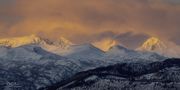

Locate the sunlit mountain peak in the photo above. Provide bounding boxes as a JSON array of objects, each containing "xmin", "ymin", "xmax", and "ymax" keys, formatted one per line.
[
  {"xmin": 0, "ymin": 34, "xmax": 43, "ymax": 47},
  {"xmin": 56, "ymin": 37, "xmax": 73, "ymax": 46},
  {"xmin": 92, "ymin": 38, "xmax": 119, "ymax": 51},
  {"xmin": 138, "ymin": 37, "xmax": 180, "ymax": 58},
  {"xmin": 0, "ymin": 34, "xmax": 73, "ymax": 48},
  {"xmin": 141, "ymin": 37, "xmax": 163, "ymax": 50}
]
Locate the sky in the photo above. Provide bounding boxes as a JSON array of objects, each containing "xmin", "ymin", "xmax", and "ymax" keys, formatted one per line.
[{"xmin": 0, "ymin": 0, "xmax": 180, "ymax": 48}]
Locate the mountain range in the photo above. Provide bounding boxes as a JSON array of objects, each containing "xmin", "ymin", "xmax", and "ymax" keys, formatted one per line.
[
  {"xmin": 0, "ymin": 34, "xmax": 179, "ymax": 90},
  {"xmin": 48, "ymin": 58, "xmax": 180, "ymax": 90},
  {"xmin": 0, "ymin": 34, "xmax": 179, "ymax": 58}
]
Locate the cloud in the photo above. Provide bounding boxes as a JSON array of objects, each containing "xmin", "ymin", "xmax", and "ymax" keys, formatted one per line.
[
  {"xmin": 115, "ymin": 32, "xmax": 150, "ymax": 49},
  {"xmin": 0, "ymin": 0, "xmax": 180, "ymax": 48}
]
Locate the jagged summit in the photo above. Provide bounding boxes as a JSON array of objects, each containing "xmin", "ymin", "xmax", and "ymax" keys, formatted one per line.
[
  {"xmin": 0, "ymin": 34, "xmax": 73, "ymax": 48},
  {"xmin": 0, "ymin": 34, "xmax": 43, "ymax": 47}
]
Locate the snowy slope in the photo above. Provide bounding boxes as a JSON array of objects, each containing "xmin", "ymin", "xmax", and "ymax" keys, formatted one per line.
[
  {"xmin": 105, "ymin": 45, "xmax": 136, "ymax": 57},
  {"xmin": 0, "ymin": 44, "xmax": 109, "ymax": 89},
  {"xmin": 0, "ymin": 44, "xmax": 83, "ymax": 89},
  {"xmin": 0, "ymin": 45, "xmax": 65, "ymax": 60},
  {"xmin": 104, "ymin": 45, "xmax": 166, "ymax": 63},
  {"xmin": 138, "ymin": 37, "xmax": 180, "ymax": 58},
  {"xmin": 0, "ymin": 58, "xmax": 82, "ymax": 90},
  {"xmin": 53, "ymin": 58, "xmax": 180, "ymax": 90},
  {"xmin": 0, "ymin": 44, "xmax": 122, "ymax": 89},
  {"xmin": 0, "ymin": 35, "xmax": 170, "ymax": 90},
  {"xmin": 0, "ymin": 43, "xmax": 165, "ymax": 90},
  {"xmin": 59, "ymin": 44, "xmax": 105, "ymax": 59},
  {"xmin": 0, "ymin": 46, "xmax": 9, "ymax": 57}
]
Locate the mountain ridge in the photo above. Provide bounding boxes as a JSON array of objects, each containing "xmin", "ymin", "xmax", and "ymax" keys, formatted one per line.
[
  {"xmin": 138, "ymin": 37, "xmax": 180, "ymax": 58},
  {"xmin": 0, "ymin": 34, "xmax": 73, "ymax": 48},
  {"xmin": 0, "ymin": 35, "xmax": 179, "ymax": 58}
]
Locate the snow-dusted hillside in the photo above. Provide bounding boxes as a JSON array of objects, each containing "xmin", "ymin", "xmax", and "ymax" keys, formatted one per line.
[
  {"xmin": 0, "ymin": 44, "xmax": 167, "ymax": 90},
  {"xmin": 0, "ymin": 35, "xmax": 176, "ymax": 90},
  {"xmin": 138, "ymin": 37, "xmax": 180, "ymax": 58},
  {"xmin": 61, "ymin": 44, "xmax": 104, "ymax": 59},
  {"xmin": 0, "ymin": 58, "xmax": 82, "ymax": 90},
  {"xmin": 103, "ymin": 45, "xmax": 166, "ymax": 63},
  {"xmin": 0, "ymin": 45, "xmax": 81, "ymax": 89},
  {"xmin": 0, "ymin": 45, "xmax": 65, "ymax": 60},
  {"xmin": 53, "ymin": 58, "xmax": 180, "ymax": 90},
  {"xmin": 0, "ymin": 44, "xmax": 122, "ymax": 89}
]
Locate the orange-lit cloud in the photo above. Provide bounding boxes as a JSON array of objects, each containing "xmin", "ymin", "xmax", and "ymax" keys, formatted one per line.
[{"xmin": 0, "ymin": 0, "xmax": 180, "ymax": 48}]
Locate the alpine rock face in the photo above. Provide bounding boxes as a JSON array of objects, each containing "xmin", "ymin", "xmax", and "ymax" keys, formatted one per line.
[{"xmin": 138, "ymin": 37, "xmax": 180, "ymax": 58}]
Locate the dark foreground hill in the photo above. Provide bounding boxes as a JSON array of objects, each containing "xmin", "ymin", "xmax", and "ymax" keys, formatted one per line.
[{"xmin": 44, "ymin": 58, "xmax": 180, "ymax": 90}]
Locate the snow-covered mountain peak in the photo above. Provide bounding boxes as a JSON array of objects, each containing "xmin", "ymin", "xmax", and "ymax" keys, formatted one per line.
[
  {"xmin": 138, "ymin": 37, "xmax": 180, "ymax": 58},
  {"xmin": 140, "ymin": 37, "xmax": 166, "ymax": 51},
  {"xmin": 0, "ymin": 34, "xmax": 73, "ymax": 49},
  {"xmin": 92, "ymin": 38, "xmax": 119, "ymax": 51},
  {"xmin": 0, "ymin": 34, "xmax": 44, "ymax": 47}
]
